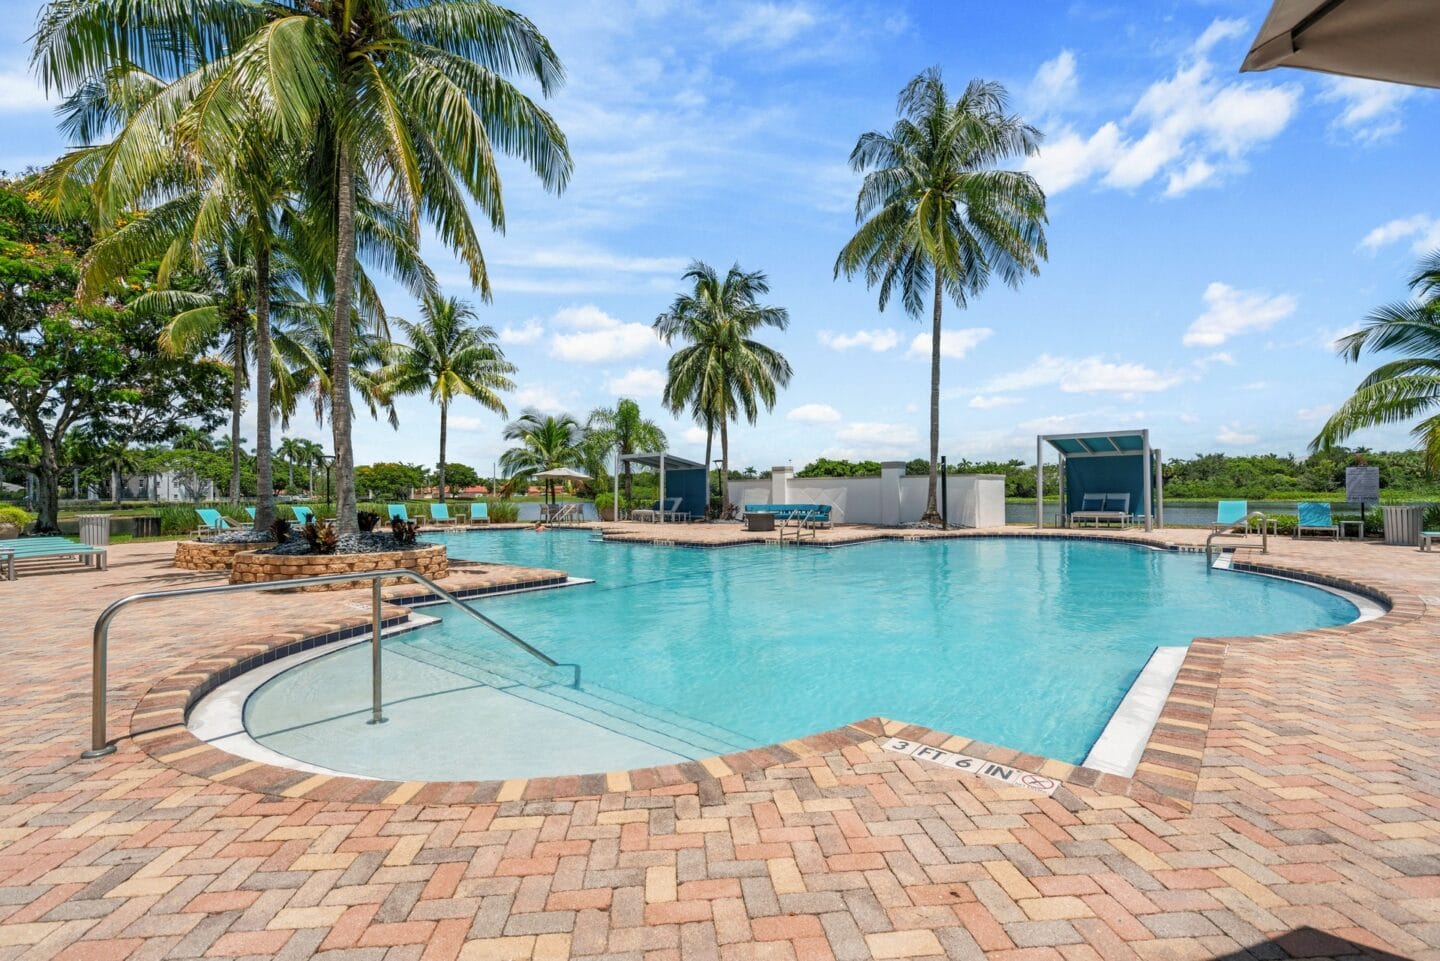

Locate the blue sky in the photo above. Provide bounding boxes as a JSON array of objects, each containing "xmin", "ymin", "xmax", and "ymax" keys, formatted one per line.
[{"xmin": 3, "ymin": 1, "xmax": 1437, "ymax": 474}]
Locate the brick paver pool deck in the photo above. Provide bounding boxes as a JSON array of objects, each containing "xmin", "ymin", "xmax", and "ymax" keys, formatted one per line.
[{"xmin": 1, "ymin": 527, "xmax": 1437, "ymax": 960}]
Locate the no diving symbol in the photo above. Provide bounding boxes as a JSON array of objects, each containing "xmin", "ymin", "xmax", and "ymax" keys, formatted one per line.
[{"xmin": 1020, "ymin": 773, "xmax": 1057, "ymax": 793}]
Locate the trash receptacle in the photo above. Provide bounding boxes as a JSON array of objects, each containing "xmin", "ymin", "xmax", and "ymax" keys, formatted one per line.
[
  {"xmin": 746, "ymin": 512, "xmax": 775, "ymax": 532},
  {"xmin": 132, "ymin": 516, "xmax": 160, "ymax": 538},
  {"xmin": 1382, "ymin": 505, "xmax": 1423, "ymax": 546},
  {"xmin": 77, "ymin": 514, "xmax": 111, "ymax": 547}
]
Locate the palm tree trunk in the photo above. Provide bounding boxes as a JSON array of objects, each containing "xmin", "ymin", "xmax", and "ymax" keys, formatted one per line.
[
  {"xmin": 111, "ymin": 465, "xmax": 121, "ymax": 506},
  {"xmin": 287, "ymin": 460, "xmax": 294, "ymax": 491},
  {"xmin": 330, "ymin": 141, "xmax": 359, "ymax": 537},
  {"xmin": 719, "ymin": 418, "xmax": 730, "ymax": 512},
  {"xmin": 253, "ymin": 237, "xmax": 275, "ymax": 531},
  {"xmin": 703, "ymin": 427, "xmax": 714, "ymax": 517},
  {"xmin": 229, "ymin": 318, "xmax": 244, "ymax": 505},
  {"xmin": 438, "ymin": 399, "xmax": 448, "ymax": 503},
  {"xmin": 923, "ymin": 280, "xmax": 943, "ymax": 523}
]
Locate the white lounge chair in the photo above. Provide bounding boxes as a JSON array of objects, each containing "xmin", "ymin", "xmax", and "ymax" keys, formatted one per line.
[{"xmin": 1069, "ymin": 492, "xmax": 1131, "ymax": 528}]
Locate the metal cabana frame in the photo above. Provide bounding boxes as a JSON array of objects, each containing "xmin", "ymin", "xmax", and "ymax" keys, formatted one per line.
[
  {"xmin": 618, "ymin": 452, "xmax": 707, "ymax": 523},
  {"xmin": 1036, "ymin": 429, "xmax": 1164, "ymax": 532}
]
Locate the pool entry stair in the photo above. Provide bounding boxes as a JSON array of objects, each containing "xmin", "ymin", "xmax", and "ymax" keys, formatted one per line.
[{"xmin": 390, "ymin": 633, "xmax": 754, "ymax": 760}]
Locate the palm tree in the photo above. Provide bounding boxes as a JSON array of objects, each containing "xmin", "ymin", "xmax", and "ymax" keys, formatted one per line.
[
  {"xmin": 277, "ymin": 437, "xmax": 309, "ymax": 492},
  {"xmin": 587, "ymin": 399, "xmax": 667, "ymax": 503},
  {"xmin": 379, "ymin": 296, "xmax": 515, "ymax": 502},
  {"xmin": 137, "ymin": 233, "xmax": 256, "ymax": 504},
  {"xmin": 654, "ymin": 261, "xmax": 791, "ymax": 511},
  {"xmin": 835, "ymin": 69, "xmax": 1048, "ymax": 523},
  {"xmin": 500, "ymin": 410, "xmax": 585, "ymax": 503},
  {"xmin": 182, "ymin": 0, "xmax": 572, "ymax": 536},
  {"xmin": 1314, "ymin": 252, "xmax": 1440, "ymax": 468}
]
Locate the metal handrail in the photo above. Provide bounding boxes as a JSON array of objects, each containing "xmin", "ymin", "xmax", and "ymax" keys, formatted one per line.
[
  {"xmin": 81, "ymin": 568, "xmax": 556, "ymax": 759},
  {"xmin": 1205, "ymin": 511, "xmax": 1269, "ymax": 565}
]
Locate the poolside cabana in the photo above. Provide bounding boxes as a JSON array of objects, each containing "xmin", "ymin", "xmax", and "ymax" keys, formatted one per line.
[
  {"xmin": 1036, "ymin": 429, "xmax": 1163, "ymax": 532},
  {"xmin": 618, "ymin": 452, "xmax": 707, "ymax": 523}
]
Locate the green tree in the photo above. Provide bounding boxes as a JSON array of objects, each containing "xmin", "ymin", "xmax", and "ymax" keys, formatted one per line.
[
  {"xmin": 653, "ymin": 262, "xmax": 791, "ymax": 511},
  {"xmin": 835, "ymin": 69, "xmax": 1048, "ymax": 523},
  {"xmin": 436, "ymin": 462, "xmax": 480, "ymax": 491},
  {"xmin": 354, "ymin": 462, "xmax": 426, "ymax": 501},
  {"xmin": 1314, "ymin": 252, "xmax": 1440, "ymax": 470},
  {"xmin": 500, "ymin": 409, "xmax": 585, "ymax": 502},
  {"xmin": 0, "ymin": 180, "xmax": 227, "ymax": 530},
  {"xmin": 186, "ymin": 0, "xmax": 572, "ymax": 536},
  {"xmin": 379, "ymin": 296, "xmax": 515, "ymax": 502},
  {"xmin": 277, "ymin": 436, "xmax": 309, "ymax": 492},
  {"xmin": 586, "ymin": 398, "xmax": 667, "ymax": 502}
]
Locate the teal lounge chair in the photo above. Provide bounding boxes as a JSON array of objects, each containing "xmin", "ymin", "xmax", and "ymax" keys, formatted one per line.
[
  {"xmin": 429, "ymin": 503, "xmax": 457, "ymax": 525},
  {"xmin": 1421, "ymin": 530, "xmax": 1440, "ymax": 552},
  {"xmin": 245, "ymin": 506, "xmax": 257, "ymax": 520},
  {"xmin": 388, "ymin": 503, "xmax": 410, "ymax": 523},
  {"xmin": 1210, "ymin": 500, "xmax": 1248, "ymax": 533},
  {"xmin": 292, "ymin": 505, "xmax": 316, "ymax": 525},
  {"xmin": 1296, "ymin": 502, "xmax": 1338, "ymax": 539},
  {"xmin": 469, "ymin": 502, "xmax": 490, "ymax": 524},
  {"xmin": 195, "ymin": 508, "xmax": 231, "ymax": 535},
  {"xmin": 0, "ymin": 536, "xmax": 108, "ymax": 579}
]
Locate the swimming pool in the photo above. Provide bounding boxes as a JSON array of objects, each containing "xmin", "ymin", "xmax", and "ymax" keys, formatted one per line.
[{"xmin": 241, "ymin": 532, "xmax": 1358, "ymax": 781}]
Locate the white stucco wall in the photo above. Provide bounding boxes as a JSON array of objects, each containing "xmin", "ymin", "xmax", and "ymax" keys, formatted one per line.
[{"xmin": 733, "ymin": 472, "xmax": 1004, "ymax": 527}]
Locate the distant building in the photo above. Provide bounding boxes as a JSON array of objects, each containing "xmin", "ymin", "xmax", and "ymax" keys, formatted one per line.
[{"xmin": 119, "ymin": 471, "xmax": 217, "ymax": 502}]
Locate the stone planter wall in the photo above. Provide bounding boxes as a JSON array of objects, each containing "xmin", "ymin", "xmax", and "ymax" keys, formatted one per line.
[
  {"xmin": 175, "ymin": 539, "xmax": 277, "ymax": 572},
  {"xmin": 229, "ymin": 543, "xmax": 448, "ymax": 591}
]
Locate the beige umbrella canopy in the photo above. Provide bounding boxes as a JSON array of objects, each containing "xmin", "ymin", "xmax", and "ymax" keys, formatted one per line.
[{"xmin": 1241, "ymin": 0, "xmax": 1440, "ymax": 88}]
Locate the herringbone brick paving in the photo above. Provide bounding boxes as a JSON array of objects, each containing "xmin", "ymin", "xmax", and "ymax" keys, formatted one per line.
[{"xmin": 0, "ymin": 531, "xmax": 1437, "ymax": 960}]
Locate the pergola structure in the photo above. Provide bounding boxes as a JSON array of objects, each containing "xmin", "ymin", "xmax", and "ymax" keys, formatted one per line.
[
  {"xmin": 1036, "ymin": 429, "xmax": 1163, "ymax": 532},
  {"xmin": 617, "ymin": 452, "xmax": 707, "ymax": 523}
]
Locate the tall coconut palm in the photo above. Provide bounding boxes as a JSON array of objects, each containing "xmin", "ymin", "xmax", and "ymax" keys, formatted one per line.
[
  {"xmin": 137, "ymin": 232, "xmax": 256, "ymax": 504},
  {"xmin": 180, "ymin": 0, "xmax": 572, "ymax": 536},
  {"xmin": 586, "ymin": 399, "xmax": 667, "ymax": 503},
  {"xmin": 654, "ymin": 261, "xmax": 791, "ymax": 511},
  {"xmin": 277, "ymin": 437, "xmax": 310, "ymax": 492},
  {"xmin": 379, "ymin": 296, "xmax": 515, "ymax": 502},
  {"xmin": 1314, "ymin": 251, "xmax": 1440, "ymax": 468},
  {"xmin": 500, "ymin": 410, "xmax": 585, "ymax": 503},
  {"xmin": 835, "ymin": 69, "xmax": 1048, "ymax": 523}
]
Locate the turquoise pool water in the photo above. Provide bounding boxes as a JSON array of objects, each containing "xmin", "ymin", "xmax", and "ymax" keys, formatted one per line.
[{"xmin": 244, "ymin": 533, "xmax": 1357, "ymax": 780}]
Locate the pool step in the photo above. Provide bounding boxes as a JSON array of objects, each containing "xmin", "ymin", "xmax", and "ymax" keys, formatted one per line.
[{"xmin": 391, "ymin": 636, "xmax": 753, "ymax": 760}]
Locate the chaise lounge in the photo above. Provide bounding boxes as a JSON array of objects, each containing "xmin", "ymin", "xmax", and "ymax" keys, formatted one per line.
[
  {"xmin": 0, "ymin": 536, "xmax": 108, "ymax": 580},
  {"xmin": 1295, "ymin": 502, "xmax": 1339, "ymax": 539},
  {"xmin": 1068, "ymin": 493, "xmax": 1131, "ymax": 528}
]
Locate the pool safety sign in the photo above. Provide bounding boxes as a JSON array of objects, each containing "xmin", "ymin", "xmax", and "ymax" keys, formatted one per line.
[{"xmin": 883, "ymin": 738, "xmax": 1061, "ymax": 796}]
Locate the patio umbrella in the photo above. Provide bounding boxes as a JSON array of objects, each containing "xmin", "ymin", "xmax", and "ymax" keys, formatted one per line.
[
  {"xmin": 532, "ymin": 466, "xmax": 592, "ymax": 507},
  {"xmin": 1241, "ymin": 0, "xmax": 1440, "ymax": 88}
]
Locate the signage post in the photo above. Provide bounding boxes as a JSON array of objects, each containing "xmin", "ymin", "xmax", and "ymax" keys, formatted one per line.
[{"xmin": 1345, "ymin": 466, "xmax": 1381, "ymax": 538}]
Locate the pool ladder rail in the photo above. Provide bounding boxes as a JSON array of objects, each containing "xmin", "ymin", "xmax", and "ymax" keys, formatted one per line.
[
  {"xmin": 1205, "ymin": 511, "xmax": 1270, "ymax": 567},
  {"xmin": 776, "ymin": 509, "xmax": 823, "ymax": 545},
  {"xmin": 80, "ymin": 569, "xmax": 559, "ymax": 759}
]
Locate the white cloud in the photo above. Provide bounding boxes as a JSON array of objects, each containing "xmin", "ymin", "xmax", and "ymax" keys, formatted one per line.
[
  {"xmin": 1182, "ymin": 282, "xmax": 1297, "ymax": 347},
  {"xmin": 605, "ymin": 367, "xmax": 667, "ymax": 397},
  {"xmin": 1179, "ymin": 413, "xmax": 1201, "ymax": 424},
  {"xmin": 818, "ymin": 328, "xmax": 899, "ymax": 352},
  {"xmin": 494, "ymin": 246, "xmax": 687, "ymax": 275},
  {"xmin": 1320, "ymin": 76, "xmax": 1413, "ymax": 143},
  {"xmin": 836, "ymin": 421, "xmax": 921, "ymax": 449},
  {"xmin": 715, "ymin": 2, "xmax": 819, "ymax": 50},
  {"xmin": 1027, "ymin": 19, "xmax": 1298, "ymax": 197},
  {"xmin": 1216, "ymin": 423, "xmax": 1258, "ymax": 446},
  {"xmin": 681, "ymin": 426, "xmax": 709, "ymax": 445},
  {"xmin": 787, "ymin": 403, "xmax": 842, "ymax": 424},
  {"xmin": 1029, "ymin": 50, "xmax": 1078, "ymax": 111},
  {"xmin": 499, "ymin": 319, "xmax": 545, "ymax": 345},
  {"xmin": 984, "ymin": 355, "xmax": 1181, "ymax": 394},
  {"xmin": 1297, "ymin": 404, "xmax": 1335, "ymax": 422},
  {"xmin": 0, "ymin": 68, "xmax": 49, "ymax": 113},
  {"xmin": 511, "ymin": 385, "xmax": 569, "ymax": 413},
  {"xmin": 1359, "ymin": 213, "xmax": 1440, "ymax": 254},
  {"xmin": 548, "ymin": 304, "xmax": 659, "ymax": 363},
  {"xmin": 449, "ymin": 415, "xmax": 489, "ymax": 431},
  {"xmin": 906, "ymin": 327, "xmax": 993, "ymax": 360},
  {"xmin": 968, "ymin": 395, "xmax": 1022, "ymax": 410}
]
